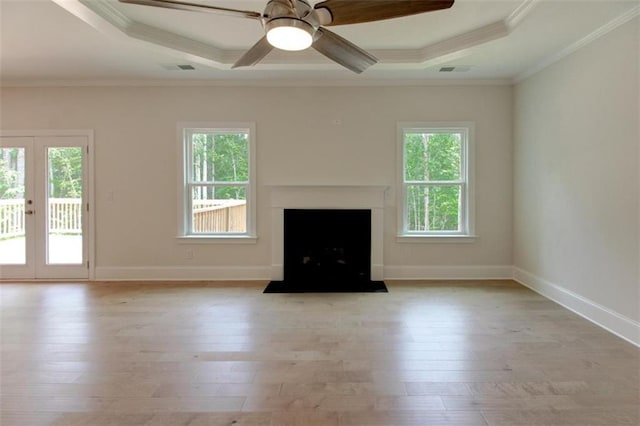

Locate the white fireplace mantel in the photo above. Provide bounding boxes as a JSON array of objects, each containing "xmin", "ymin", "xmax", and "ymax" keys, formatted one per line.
[{"xmin": 269, "ymin": 185, "xmax": 387, "ymax": 281}]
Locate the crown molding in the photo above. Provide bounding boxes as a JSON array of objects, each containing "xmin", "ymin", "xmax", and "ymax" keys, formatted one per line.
[
  {"xmin": 416, "ymin": 20, "xmax": 511, "ymax": 64},
  {"xmin": 49, "ymin": 0, "xmax": 129, "ymax": 37},
  {"xmin": 515, "ymin": 4, "xmax": 640, "ymax": 83},
  {"xmin": 126, "ymin": 21, "xmax": 227, "ymax": 65},
  {"xmin": 0, "ymin": 78, "xmax": 513, "ymax": 88},
  {"xmin": 79, "ymin": 0, "xmax": 131, "ymax": 28},
  {"xmin": 506, "ymin": 0, "xmax": 541, "ymax": 29},
  {"xmin": 52, "ymin": 0, "xmax": 537, "ymax": 70}
]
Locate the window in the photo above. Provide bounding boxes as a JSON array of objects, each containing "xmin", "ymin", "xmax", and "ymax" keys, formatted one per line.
[
  {"xmin": 178, "ymin": 123, "xmax": 256, "ymax": 240},
  {"xmin": 398, "ymin": 123, "xmax": 475, "ymax": 240}
]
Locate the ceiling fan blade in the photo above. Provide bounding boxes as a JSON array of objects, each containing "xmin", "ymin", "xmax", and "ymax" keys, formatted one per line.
[
  {"xmin": 312, "ymin": 27, "xmax": 377, "ymax": 74},
  {"xmin": 118, "ymin": 0, "xmax": 262, "ymax": 20},
  {"xmin": 232, "ymin": 36, "xmax": 275, "ymax": 68},
  {"xmin": 314, "ymin": 0, "xmax": 454, "ymax": 26}
]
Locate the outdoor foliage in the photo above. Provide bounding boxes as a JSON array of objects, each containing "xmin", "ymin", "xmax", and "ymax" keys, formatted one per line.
[
  {"xmin": 404, "ymin": 132, "xmax": 462, "ymax": 231},
  {"xmin": 191, "ymin": 132, "xmax": 249, "ymax": 201},
  {"xmin": 0, "ymin": 147, "xmax": 83, "ymax": 200},
  {"xmin": 48, "ymin": 147, "xmax": 83, "ymax": 198},
  {"xmin": 0, "ymin": 148, "xmax": 23, "ymax": 199}
]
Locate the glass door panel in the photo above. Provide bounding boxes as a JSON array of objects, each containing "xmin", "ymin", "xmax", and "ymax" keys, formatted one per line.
[
  {"xmin": 0, "ymin": 137, "xmax": 35, "ymax": 278},
  {"xmin": 0, "ymin": 147, "xmax": 27, "ymax": 265},
  {"xmin": 46, "ymin": 147, "xmax": 83, "ymax": 265}
]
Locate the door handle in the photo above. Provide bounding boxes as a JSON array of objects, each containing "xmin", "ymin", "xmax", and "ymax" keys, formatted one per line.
[{"xmin": 25, "ymin": 210, "xmax": 34, "ymax": 215}]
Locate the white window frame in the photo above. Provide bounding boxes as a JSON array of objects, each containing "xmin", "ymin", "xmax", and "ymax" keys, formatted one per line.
[
  {"xmin": 397, "ymin": 122, "xmax": 476, "ymax": 243},
  {"xmin": 177, "ymin": 122, "xmax": 257, "ymax": 243}
]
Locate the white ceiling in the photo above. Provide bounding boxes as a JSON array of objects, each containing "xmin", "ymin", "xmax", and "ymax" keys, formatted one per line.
[{"xmin": 1, "ymin": 0, "xmax": 638, "ymax": 84}]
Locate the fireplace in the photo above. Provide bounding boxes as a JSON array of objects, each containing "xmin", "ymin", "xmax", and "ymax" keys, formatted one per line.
[
  {"xmin": 267, "ymin": 185, "xmax": 387, "ymax": 293},
  {"xmin": 283, "ymin": 209, "xmax": 371, "ymax": 286}
]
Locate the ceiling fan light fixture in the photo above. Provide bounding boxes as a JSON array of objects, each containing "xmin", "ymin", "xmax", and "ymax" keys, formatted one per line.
[{"xmin": 266, "ymin": 18, "xmax": 314, "ymax": 51}]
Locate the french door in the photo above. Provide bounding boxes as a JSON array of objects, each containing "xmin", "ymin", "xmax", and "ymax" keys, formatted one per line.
[{"xmin": 0, "ymin": 134, "xmax": 91, "ymax": 279}]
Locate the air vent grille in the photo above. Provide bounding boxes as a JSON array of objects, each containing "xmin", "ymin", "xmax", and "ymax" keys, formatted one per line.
[
  {"xmin": 160, "ymin": 64, "xmax": 197, "ymax": 71},
  {"xmin": 439, "ymin": 66, "xmax": 472, "ymax": 73}
]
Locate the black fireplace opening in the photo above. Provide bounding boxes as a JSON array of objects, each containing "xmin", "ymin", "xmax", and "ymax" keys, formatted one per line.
[{"xmin": 264, "ymin": 209, "xmax": 387, "ymax": 293}]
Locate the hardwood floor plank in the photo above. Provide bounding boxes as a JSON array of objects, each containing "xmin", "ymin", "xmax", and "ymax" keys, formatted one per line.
[
  {"xmin": 338, "ymin": 410, "xmax": 489, "ymax": 425},
  {"xmin": 152, "ymin": 383, "xmax": 282, "ymax": 398},
  {"xmin": 50, "ymin": 412, "xmax": 273, "ymax": 426},
  {"xmin": 270, "ymin": 410, "xmax": 340, "ymax": 426},
  {"xmin": 0, "ymin": 396, "xmax": 114, "ymax": 412},
  {"xmin": 279, "ymin": 381, "xmax": 408, "ymax": 397},
  {"xmin": 441, "ymin": 394, "xmax": 581, "ymax": 410},
  {"xmin": 482, "ymin": 407, "xmax": 640, "ymax": 425},
  {"xmin": 1, "ymin": 412, "xmax": 67, "ymax": 426},
  {"xmin": 0, "ymin": 382, "xmax": 160, "ymax": 398},
  {"xmin": 405, "ymin": 382, "xmax": 471, "ymax": 396},
  {"xmin": 104, "ymin": 396, "xmax": 246, "ymax": 413},
  {"xmin": 53, "ymin": 413, "xmax": 156, "ymax": 426},
  {"xmin": 465, "ymin": 381, "xmax": 591, "ymax": 397},
  {"xmin": 241, "ymin": 395, "xmax": 377, "ymax": 412}
]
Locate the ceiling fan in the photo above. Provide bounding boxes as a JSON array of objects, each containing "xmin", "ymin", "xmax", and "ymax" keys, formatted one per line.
[{"xmin": 118, "ymin": 0, "xmax": 455, "ymax": 73}]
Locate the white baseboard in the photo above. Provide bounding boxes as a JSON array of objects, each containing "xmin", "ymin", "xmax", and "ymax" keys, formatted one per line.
[
  {"xmin": 513, "ymin": 267, "xmax": 640, "ymax": 347},
  {"xmin": 94, "ymin": 266, "xmax": 271, "ymax": 281},
  {"xmin": 384, "ymin": 265, "xmax": 513, "ymax": 280}
]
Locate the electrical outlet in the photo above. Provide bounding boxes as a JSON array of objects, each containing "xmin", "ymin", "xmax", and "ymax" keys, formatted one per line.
[{"xmin": 186, "ymin": 249, "xmax": 194, "ymax": 260}]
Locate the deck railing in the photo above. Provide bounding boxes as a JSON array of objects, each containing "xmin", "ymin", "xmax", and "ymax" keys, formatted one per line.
[
  {"xmin": 0, "ymin": 198, "xmax": 247, "ymax": 238},
  {"xmin": 49, "ymin": 198, "xmax": 82, "ymax": 234},
  {"xmin": 0, "ymin": 198, "xmax": 83, "ymax": 238},
  {"xmin": 193, "ymin": 200, "xmax": 246, "ymax": 233},
  {"xmin": 0, "ymin": 199, "xmax": 25, "ymax": 238}
]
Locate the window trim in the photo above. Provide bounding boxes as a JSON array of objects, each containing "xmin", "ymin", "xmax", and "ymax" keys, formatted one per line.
[
  {"xmin": 397, "ymin": 122, "xmax": 476, "ymax": 241},
  {"xmin": 177, "ymin": 122, "xmax": 257, "ymax": 242}
]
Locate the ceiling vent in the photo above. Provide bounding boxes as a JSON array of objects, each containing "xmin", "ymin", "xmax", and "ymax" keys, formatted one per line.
[
  {"xmin": 161, "ymin": 64, "xmax": 196, "ymax": 71},
  {"xmin": 439, "ymin": 66, "xmax": 472, "ymax": 73}
]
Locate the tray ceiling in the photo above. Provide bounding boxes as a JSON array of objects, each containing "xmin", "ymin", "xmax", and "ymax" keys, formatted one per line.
[{"xmin": 1, "ymin": 0, "xmax": 638, "ymax": 83}]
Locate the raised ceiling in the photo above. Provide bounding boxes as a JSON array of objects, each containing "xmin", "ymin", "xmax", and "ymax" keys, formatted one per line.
[{"xmin": 1, "ymin": 0, "xmax": 638, "ymax": 84}]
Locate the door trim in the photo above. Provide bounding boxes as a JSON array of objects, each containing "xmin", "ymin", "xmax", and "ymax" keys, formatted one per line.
[{"xmin": 1, "ymin": 130, "xmax": 95, "ymax": 280}]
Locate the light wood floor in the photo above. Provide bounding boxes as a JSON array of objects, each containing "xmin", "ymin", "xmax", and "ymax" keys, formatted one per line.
[{"xmin": 1, "ymin": 280, "xmax": 638, "ymax": 426}]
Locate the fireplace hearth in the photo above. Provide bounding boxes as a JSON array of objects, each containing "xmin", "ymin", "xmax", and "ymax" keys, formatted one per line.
[{"xmin": 264, "ymin": 209, "xmax": 387, "ymax": 293}]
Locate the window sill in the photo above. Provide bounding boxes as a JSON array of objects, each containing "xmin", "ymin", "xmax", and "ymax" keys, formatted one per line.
[
  {"xmin": 397, "ymin": 235, "xmax": 478, "ymax": 244},
  {"xmin": 177, "ymin": 235, "xmax": 258, "ymax": 245}
]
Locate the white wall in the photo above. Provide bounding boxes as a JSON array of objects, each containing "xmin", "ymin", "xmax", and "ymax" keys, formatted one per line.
[
  {"xmin": 0, "ymin": 84, "xmax": 513, "ymax": 279},
  {"xmin": 514, "ymin": 18, "xmax": 639, "ymax": 341}
]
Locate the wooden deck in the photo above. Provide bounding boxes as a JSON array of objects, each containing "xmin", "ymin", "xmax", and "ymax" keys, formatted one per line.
[{"xmin": 0, "ymin": 280, "xmax": 638, "ymax": 425}]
